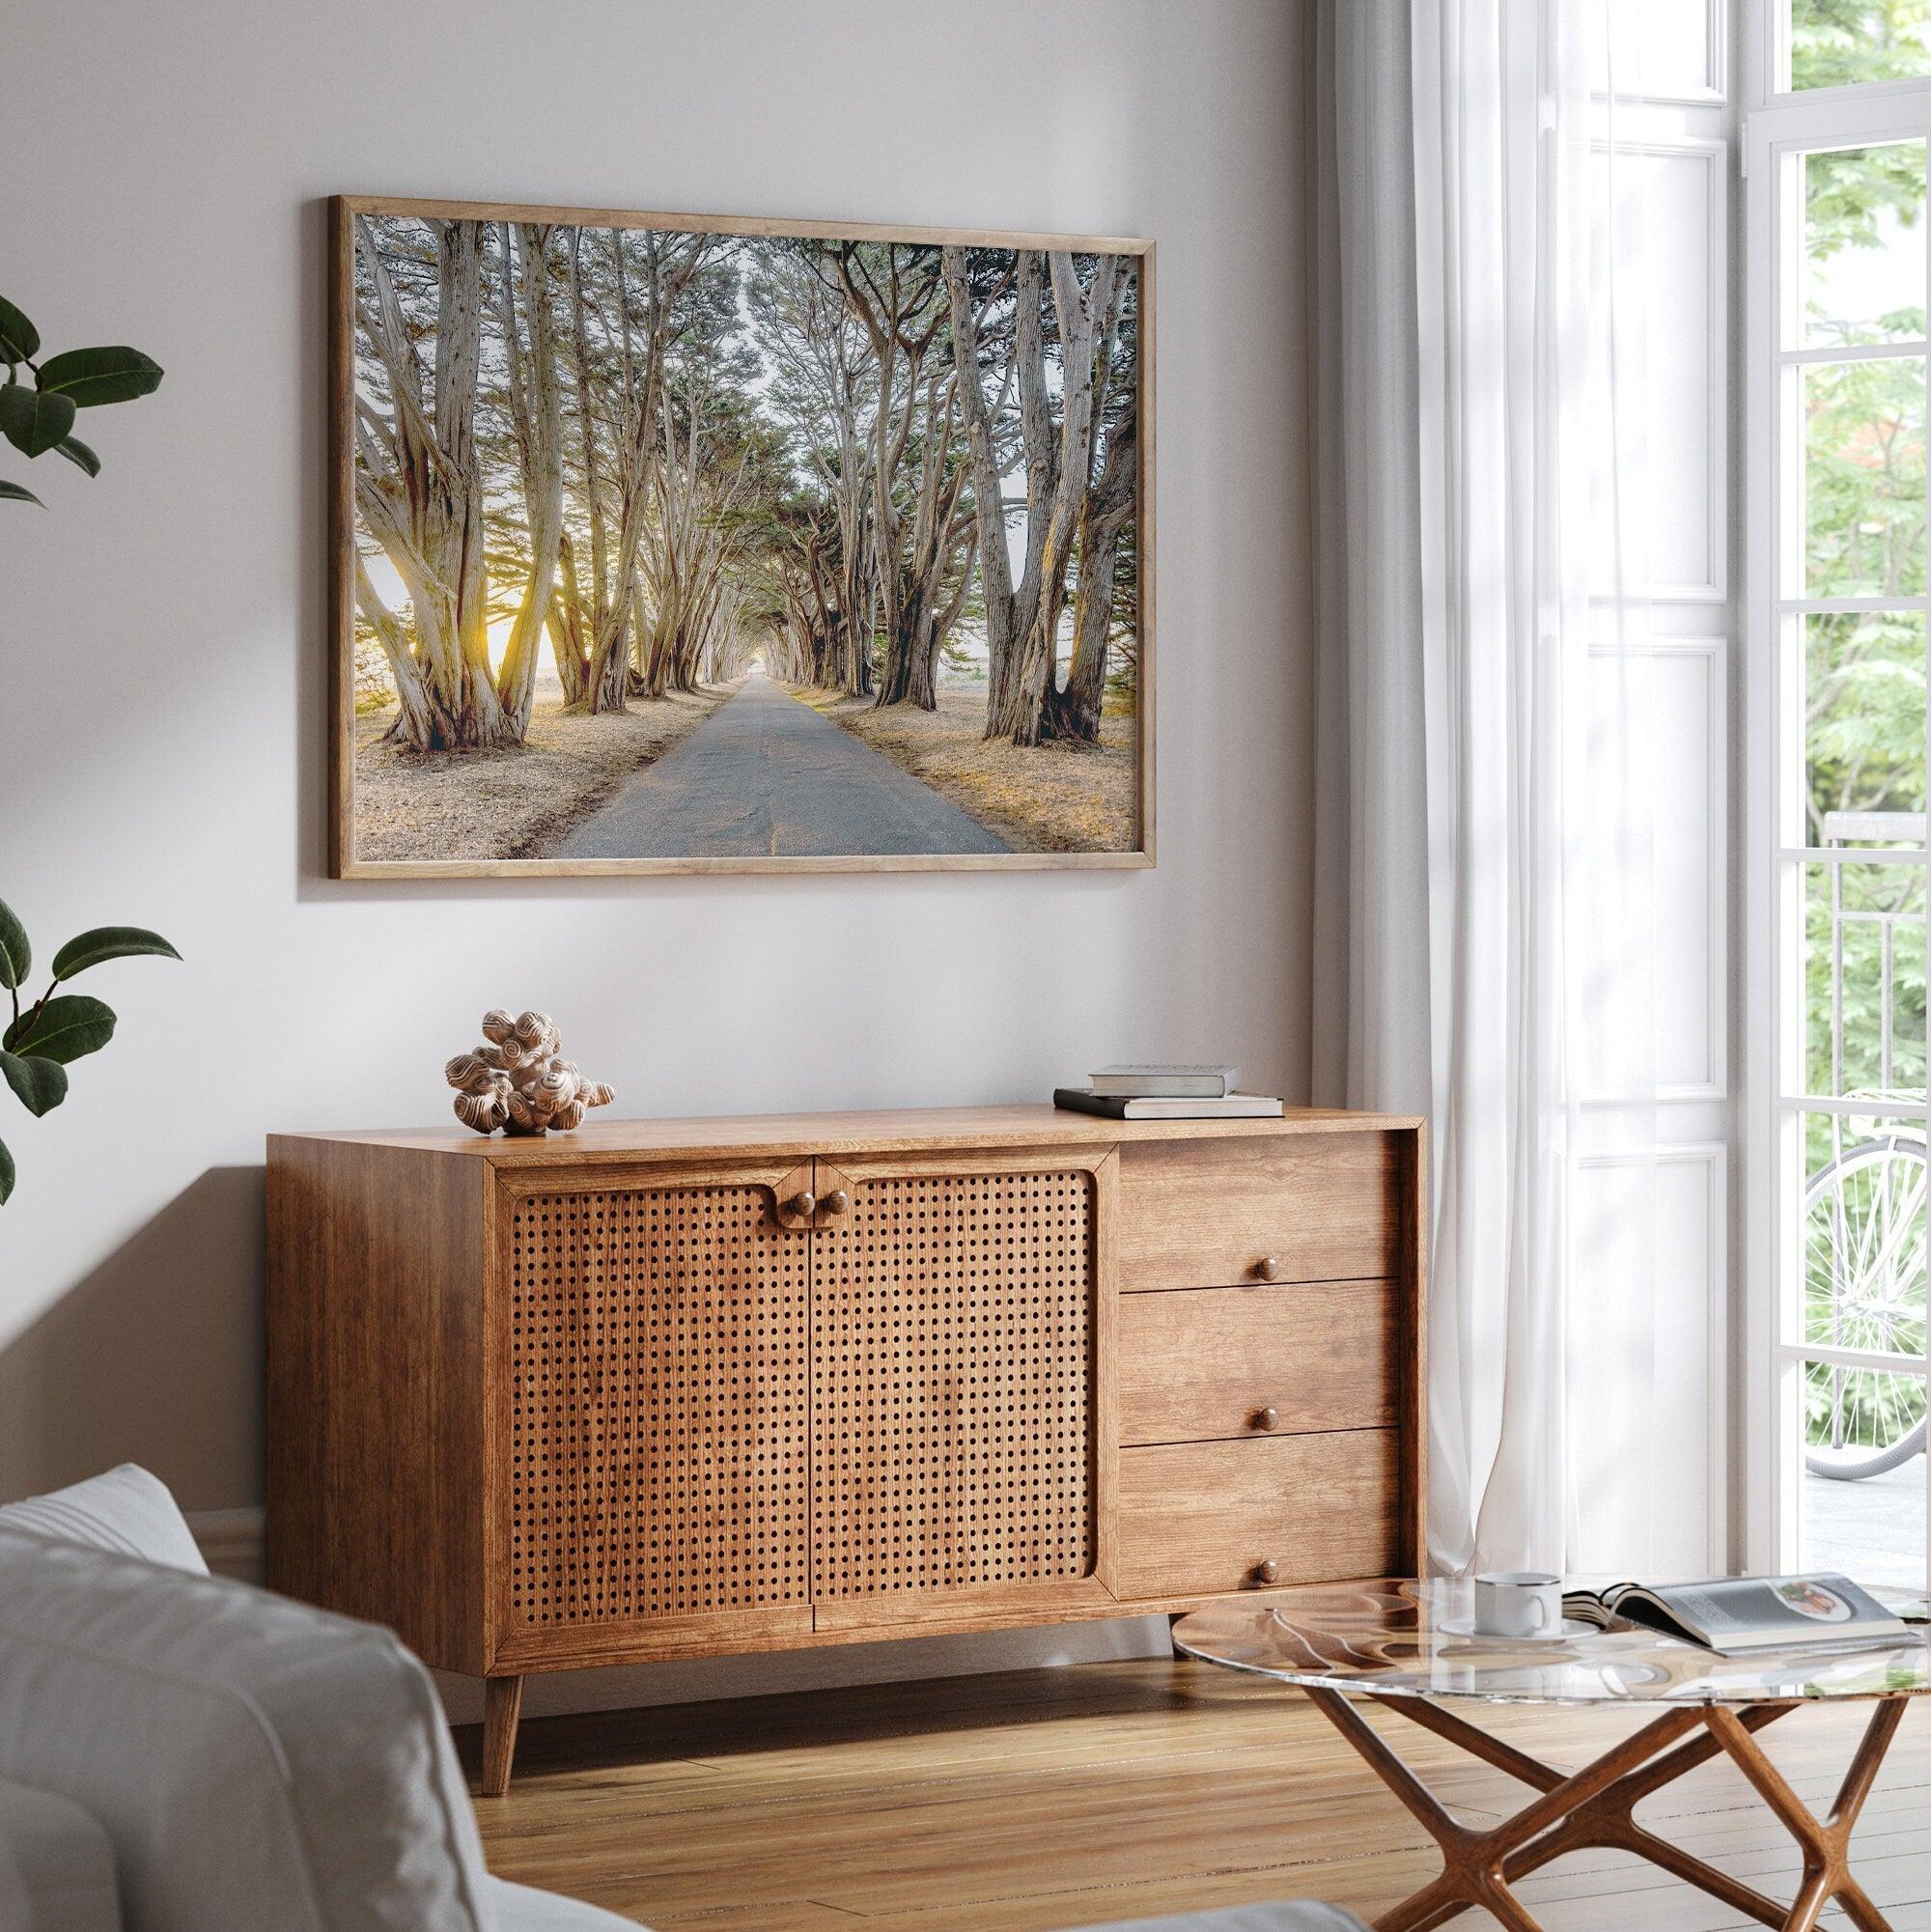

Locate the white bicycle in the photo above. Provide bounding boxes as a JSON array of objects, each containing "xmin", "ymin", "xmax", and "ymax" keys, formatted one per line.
[{"xmin": 1804, "ymin": 1129, "xmax": 1929, "ymax": 1481}]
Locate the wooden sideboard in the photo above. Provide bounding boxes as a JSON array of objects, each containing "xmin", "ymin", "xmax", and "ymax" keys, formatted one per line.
[{"xmin": 266, "ymin": 1105, "xmax": 1425, "ymax": 1790}]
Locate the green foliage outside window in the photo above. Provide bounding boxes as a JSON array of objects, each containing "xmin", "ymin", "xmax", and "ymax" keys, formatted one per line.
[
  {"xmin": 1792, "ymin": 2, "xmax": 1931, "ymax": 1456},
  {"xmin": 1791, "ymin": 0, "xmax": 1931, "ymax": 92}
]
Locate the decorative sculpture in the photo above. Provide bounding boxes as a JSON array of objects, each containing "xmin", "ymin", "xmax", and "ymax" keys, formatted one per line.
[{"xmin": 444, "ymin": 1010, "xmax": 614, "ymax": 1136}]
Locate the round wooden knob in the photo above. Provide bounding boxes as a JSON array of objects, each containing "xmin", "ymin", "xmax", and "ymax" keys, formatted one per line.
[
  {"xmin": 1255, "ymin": 1406, "xmax": 1279, "ymax": 1432},
  {"xmin": 1254, "ymin": 1557, "xmax": 1280, "ymax": 1585},
  {"xmin": 822, "ymin": 1189, "xmax": 850, "ymax": 1216},
  {"xmin": 1255, "ymin": 1255, "xmax": 1280, "ymax": 1281},
  {"xmin": 788, "ymin": 1190, "xmax": 817, "ymax": 1219}
]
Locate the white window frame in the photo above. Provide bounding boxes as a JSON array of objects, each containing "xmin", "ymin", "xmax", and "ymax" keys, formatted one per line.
[{"xmin": 1743, "ymin": 2, "xmax": 1931, "ymax": 1593}]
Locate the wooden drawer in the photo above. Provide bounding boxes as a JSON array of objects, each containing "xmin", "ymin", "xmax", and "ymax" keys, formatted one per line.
[
  {"xmin": 1119, "ymin": 1280, "xmax": 1396, "ymax": 1444},
  {"xmin": 1115, "ymin": 1431, "xmax": 1400, "ymax": 1598},
  {"xmin": 1117, "ymin": 1134, "xmax": 1401, "ymax": 1291}
]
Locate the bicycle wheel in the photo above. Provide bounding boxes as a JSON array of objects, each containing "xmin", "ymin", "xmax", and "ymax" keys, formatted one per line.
[{"xmin": 1802, "ymin": 1134, "xmax": 1929, "ymax": 1481}]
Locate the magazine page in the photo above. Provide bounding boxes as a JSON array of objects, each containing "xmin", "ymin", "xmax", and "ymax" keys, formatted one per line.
[{"xmin": 1657, "ymin": 1575, "xmax": 1903, "ymax": 1647}]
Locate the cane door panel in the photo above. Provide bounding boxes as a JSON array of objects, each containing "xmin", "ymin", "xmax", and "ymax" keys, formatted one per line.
[
  {"xmin": 499, "ymin": 1168, "xmax": 812, "ymax": 1650},
  {"xmin": 807, "ymin": 1152, "xmax": 1117, "ymax": 1623}
]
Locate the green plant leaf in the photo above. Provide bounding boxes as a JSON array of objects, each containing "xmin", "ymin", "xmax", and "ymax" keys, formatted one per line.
[
  {"xmin": 5, "ymin": 994, "xmax": 115, "ymax": 1064},
  {"xmin": 51, "ymin": 926, "xmax": 180, "ymax": 980},
  {"xmin": 53, "ymin": 434, "xmax": 99, "ymax": 477},
  {"xmin": 0, "ymin": 478, "xmax": 43, "ymax": 506},
  {"xmin": 0, "ymin": 296, "xmax": 39, "ymax": 364},
  {"xmin": 0, "ymin": 901, "xmax": 27, "ymax": 989},
  {"xmin": 0, "ymin": 1051, "xmax": 68, "ymax": 1117},
  {"xmin": 0, "ymin": 1133, "xmax": 14, "ymax": 1206},
  {"xmin": 36, "ymin": 347, "xmax": 163, "ymax": 408},
  {"xmin": 0, "ymin": 382, "xmax": 77, "ymax": 458}
]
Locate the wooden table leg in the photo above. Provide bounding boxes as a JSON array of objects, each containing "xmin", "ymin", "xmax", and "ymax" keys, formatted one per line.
[
  {"xmin": 481, "ymin": 1673, "xmax": 524, "ymax": 1798},
  {"xmin": 1703, "ymin": 1699, "xmax": 1908, "ymax": 1932},
  {"xmin": 1303, "ymin": 1689, "xmax": 1700, "ymax": 1931},
  {"xmin": 1500, "ymin": 1702, "xmax": 1802, "ymax": 1929},
  {"xmin": 1300, "ymin": 1690, "xmax": 1912, "ymax": 1932}
]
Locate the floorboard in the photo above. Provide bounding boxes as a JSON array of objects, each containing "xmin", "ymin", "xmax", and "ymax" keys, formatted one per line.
[{"xmin": 459, "ymin": 1658, "xmax": 1931, "ymax": 1931}]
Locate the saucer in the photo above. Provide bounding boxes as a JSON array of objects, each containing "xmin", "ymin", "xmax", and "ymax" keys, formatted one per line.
[{"xmin": 1435, "ymin": 1615, "xmax": 1595, "ymax": 1643}]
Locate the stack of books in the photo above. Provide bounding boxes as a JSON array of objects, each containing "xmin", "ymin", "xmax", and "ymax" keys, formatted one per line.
[{"xmin": 1053, "ymin": 1065, "xmax": 1285, "ymax": 1120}]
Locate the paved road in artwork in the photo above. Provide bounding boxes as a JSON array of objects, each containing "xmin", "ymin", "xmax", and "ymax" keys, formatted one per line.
[{"xmin": 552, "ymin": 671, "xmax": 1011, "ymax": 859}]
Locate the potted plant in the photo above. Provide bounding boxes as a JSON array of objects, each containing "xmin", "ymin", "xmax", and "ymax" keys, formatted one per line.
[{"xmin": 2, "ymin": 290, "xmax": 173, "ymax": 1201}]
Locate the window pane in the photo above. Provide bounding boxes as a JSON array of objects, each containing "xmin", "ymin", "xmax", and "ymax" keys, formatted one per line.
[
  {"xmin": 1805, "ymin": 613, "xmax": 1927, "ymax": 836},
  {"xmin": 1804, "ymin": 356, "xmax": 1926, "ymax": 598},
  {"xmin": 1791, "ymin": 0, "xmax": 1931, "ymax": 91},
  {"xmin": 1803, "ymin": 1133, "xmax": 1928, "ymax": 1358},
  {"xmin": 1804, "ymin": 862, "xmax": 1928, "ymax": 1095},
  {"xmin": 1802, "ymin": 145, "xmax": 1926, "ymax": 349},
  {"xmin": 1799, "ymin": 1360, "xmax": 1927, "ymax": 1592}
]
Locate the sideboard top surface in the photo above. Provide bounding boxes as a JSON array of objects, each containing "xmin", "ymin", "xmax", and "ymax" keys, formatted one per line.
[{"xmin": 268, "ymin": 1102, "xmax": 1425, "ymax": 1166}]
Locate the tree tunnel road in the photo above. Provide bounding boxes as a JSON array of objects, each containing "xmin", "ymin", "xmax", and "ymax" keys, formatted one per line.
[{"xmin": 552, "ymin": 672, "xmax": 1011, "ymax": 858}]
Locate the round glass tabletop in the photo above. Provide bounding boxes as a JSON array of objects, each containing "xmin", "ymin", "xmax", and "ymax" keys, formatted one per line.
[{"xmin": 1172, "ymin": 1579, "xmax": 1931, "ymax": 1707}]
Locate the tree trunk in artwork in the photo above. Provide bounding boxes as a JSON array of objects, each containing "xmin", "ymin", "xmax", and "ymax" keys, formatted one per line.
[
  {"xmin": 352, "ymin": 216, "xmax": 513, "ymax": 748},
  {"xmin": 546, "ymin": 530, "xmax": 592, "ymax": 706},
  {"xmin": 494, "ymin": 223, "xmax": 566, "ymax": 740},
  {"xmin": 835, "ymin": 244, "xmax": 954, "ymax": 708},
  {"xmin": 942, "ymin": 245, "xmax": 1024, "ymax": 723},
  {"xmin": 875, "ymin": 365, "xmax": 972, "ymax": 713},
  {"xmin": 1057, "ymin": 395, "xmax": 1135, "ymax": 743},
  {"xmin": 562, "ymin": 228, "xmax": 613, "ymax": 712},
  {"xmin": 1058, "ymin": 444, "xmax": 1128, "ymax": 745},
  {"xmin": 1050, "ymin": 268, "xmax": 1133, "ymax": 743},
  {"xmin": 993, "ymin": 253, "xmax": 1118, "ymax": 748},
  {"xmin": 354, "ymin": 555, "xmax": 437, "ymax": 748},
  {"xmin": 945, "ymin": 246, "xmax": 1084, "ymax": 743},
  {"xmin": 575, "ymin": 232, "xmax": 715, "ymax": 714}
]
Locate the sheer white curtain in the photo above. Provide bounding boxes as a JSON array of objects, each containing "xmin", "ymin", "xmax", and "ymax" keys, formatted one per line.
[{"xmin": 1311, "ymin": 0, "xmax": 1662, "ymax": 1576}]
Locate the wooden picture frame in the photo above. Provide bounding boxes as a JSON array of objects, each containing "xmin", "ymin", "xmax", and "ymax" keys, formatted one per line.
[{"xmin": 329, "ymin": 195, "xmax": 1156, "ymax": 878}]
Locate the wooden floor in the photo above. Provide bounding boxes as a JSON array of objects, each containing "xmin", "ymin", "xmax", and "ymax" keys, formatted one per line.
[{"xmin": 461, "ymin": 1658, "xmax": 1931, "ymax": 1932}]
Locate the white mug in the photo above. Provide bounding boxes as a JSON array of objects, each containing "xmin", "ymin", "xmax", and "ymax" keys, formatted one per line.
[{"xmin": 1471, "ymin": 1571, "xmax": 1563, "ymax": 1639}]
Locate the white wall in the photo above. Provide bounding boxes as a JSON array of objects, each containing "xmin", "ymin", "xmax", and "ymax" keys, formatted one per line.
[{"xmin": 0, "ymin": 0, "xmax": 1314, "ymax": 1713}]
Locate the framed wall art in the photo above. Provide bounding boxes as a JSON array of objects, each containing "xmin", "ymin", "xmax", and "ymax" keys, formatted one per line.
[{"xmin": 329, "ymin": 195, "xmax": 1154, "ymax": 877}]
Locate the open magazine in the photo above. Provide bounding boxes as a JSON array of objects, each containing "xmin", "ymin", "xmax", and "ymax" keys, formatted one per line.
[{"xmin": 1563, "ymin": 1574, "xmax": 1917, "ymax": 1657}]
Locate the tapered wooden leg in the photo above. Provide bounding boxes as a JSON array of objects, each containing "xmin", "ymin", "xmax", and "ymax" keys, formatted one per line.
[{"xmin": 482, "ymin": 1674, "xmax": 524, "ymax": 1798}]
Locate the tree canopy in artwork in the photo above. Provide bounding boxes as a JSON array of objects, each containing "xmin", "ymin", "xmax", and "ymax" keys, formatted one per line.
[{"xmin": 350, "ymin": 216, "xmax": 1140, "ymax": 757}]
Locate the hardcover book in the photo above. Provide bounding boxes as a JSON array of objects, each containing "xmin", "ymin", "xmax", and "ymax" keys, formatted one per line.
[
  {"xmin": 1089, "ymin": 1063, "xmax": 1239, "ymax": 1098},
  {"xmin": 1054, "ymin": 1087, "xmax": 1283, "ymax": 1120}
]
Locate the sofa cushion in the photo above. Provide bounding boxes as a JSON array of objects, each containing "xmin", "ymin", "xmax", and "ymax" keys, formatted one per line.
[
  {"xmin": 0, "ymin": 1524, "xmax": 492, "ymax": 1932},
  {"xmin": 0, "ymin": 1774, "xmax": 122, "ymax": 1932},
  {"xmin": 0, "ymin": 1463, "xmax": 208, "ymax": 1574}
]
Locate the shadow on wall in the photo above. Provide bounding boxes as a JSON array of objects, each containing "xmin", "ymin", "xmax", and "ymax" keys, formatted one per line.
[
  {"xmin": 0, "ymin": 1166, "xmax": 265, "ymax": 1511},
  {"xmin": 0, "ymin": 1163, "xmax": 1179, "ymax": 1717}
]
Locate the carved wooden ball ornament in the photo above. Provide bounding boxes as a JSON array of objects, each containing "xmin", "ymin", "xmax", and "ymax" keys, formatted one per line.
[{"xmin": 444, "ymin": 1009, "xmax": 614, "ymax": 1135}]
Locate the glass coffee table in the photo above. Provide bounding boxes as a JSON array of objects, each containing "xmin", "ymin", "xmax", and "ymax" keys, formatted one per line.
[{"xmin": 1173, "ymin": 1579, "xmax": 1931, "ymax": 1932}]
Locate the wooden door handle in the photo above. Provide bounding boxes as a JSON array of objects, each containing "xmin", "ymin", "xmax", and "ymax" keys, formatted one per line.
[
  {"xmin": 1254, "ymin": 1254, "xmax": 1280, "ymax": 1281},
  {"xmin": 1254, "ymin": 1557, "xmax": 1280, "ymax": 1585},
  {"xmin": 821, "ymin": 1189, "xmax": 850, "ymax": 1216},
  {"xmin": 788, "ymin": 1190, "xmax": 817, "ymax": 1220}
]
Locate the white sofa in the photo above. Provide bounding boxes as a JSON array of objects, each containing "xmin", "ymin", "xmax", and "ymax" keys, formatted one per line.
[{"xmin": 0, "ymin": 1466, "xmax": 1361, "ymax": 1932}]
